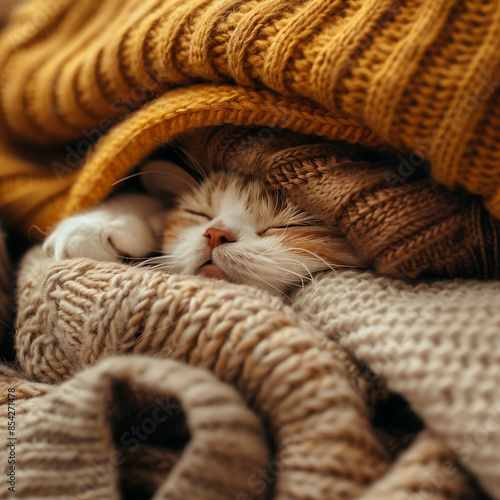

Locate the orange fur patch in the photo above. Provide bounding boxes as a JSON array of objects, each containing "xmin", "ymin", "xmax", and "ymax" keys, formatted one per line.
[
  {"xmin": 162, "ymin": 213, "xmax": 199, "ymax": 246},
  {"xmin": 276, "ymin": 227, "xmax": 361, "ymax": 267}
]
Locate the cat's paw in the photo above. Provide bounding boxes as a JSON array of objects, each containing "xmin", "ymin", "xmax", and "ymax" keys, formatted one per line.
[{"xmin": 43, "ymin": 195, "xmax": 165, "ymax": 262}]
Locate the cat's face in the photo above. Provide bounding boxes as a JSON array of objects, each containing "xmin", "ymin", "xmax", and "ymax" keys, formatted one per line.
[{"xmin": 157, "ymin": 171, "xmax": 361, "ymax": 294}]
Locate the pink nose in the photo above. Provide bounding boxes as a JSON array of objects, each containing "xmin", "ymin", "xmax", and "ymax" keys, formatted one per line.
[{"xmin": 204, "ymin": 227, "xmax": 236, "ymax": 250}]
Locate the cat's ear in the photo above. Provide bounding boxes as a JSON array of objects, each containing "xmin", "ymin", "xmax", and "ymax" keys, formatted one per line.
[{"xmin": 140, "ymin": 160, "xmax": 196, "ymax": 198}]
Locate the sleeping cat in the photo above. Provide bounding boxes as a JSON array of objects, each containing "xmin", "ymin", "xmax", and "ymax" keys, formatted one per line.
[{"xmin": 43, "ymin": 160, "xmax": 362, "ymax": 294}]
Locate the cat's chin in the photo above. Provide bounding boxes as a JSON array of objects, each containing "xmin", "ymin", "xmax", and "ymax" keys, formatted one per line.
[{"xmin": 198, "ymin": 262, "xmax": 230, "ymax": 281}]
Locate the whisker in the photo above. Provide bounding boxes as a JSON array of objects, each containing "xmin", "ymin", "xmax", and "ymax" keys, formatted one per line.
[
  {"xmin": 286, "ymin": 246, "xmax": 357, "ymax": 271},
  {"xmin": 171, "ymin": 143, "xmax": 210, "ymax": 182},
  {"xmin": 150, "ymin": 135, "xmax": 170, "ymax": 147},
  {"xmin": 273, "ymin": 265, "xmax": 309, "ymax": 287},
  {"xmin": 138, "ymin": 255, "xmax": 174, "ymax": 269},
  {"xmin": 111, "ymin": 171, "xmax": 153, "ymax": 186},
  {"xmin": 275, "ymin": 257, "xmax": 315, "ymax": 282},
  {"xmin": 113, "ymin": 169, "xmax": 199, "ymax": 193},
  {"xmin": 238, "ymin": 266, "xmax": 290, "ymax": 300}
]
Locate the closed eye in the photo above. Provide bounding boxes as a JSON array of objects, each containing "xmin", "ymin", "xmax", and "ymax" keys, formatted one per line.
[
  {"xmin": 185, "ymin": 209, "xmax": 211, "ymax": 220},
  {"xmin": 258, "ymin": 224, "xmax": 309, "ymax": 236}
]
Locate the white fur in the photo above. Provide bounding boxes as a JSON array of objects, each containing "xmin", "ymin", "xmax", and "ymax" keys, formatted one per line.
[{"xmin": 43, "ymin": 194, "xmax": 165, "ymax": 261}]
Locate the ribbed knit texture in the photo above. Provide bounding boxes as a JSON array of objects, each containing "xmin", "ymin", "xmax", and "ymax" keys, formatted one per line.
[
  {"xmin": 0, "ymin": 0, "xmax": 499, "ymax": 231},
  {"xmin": 0, "ymin": 244, "xmax": 488, "ymax": 500}
]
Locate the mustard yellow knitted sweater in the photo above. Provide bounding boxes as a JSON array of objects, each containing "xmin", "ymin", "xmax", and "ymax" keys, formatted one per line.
[{"xmin": 0, "ymin": 0, "xmax": 499, "ymax": 232}]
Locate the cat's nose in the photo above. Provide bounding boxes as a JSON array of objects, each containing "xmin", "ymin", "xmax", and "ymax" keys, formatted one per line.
[{"xmin": 204, "ymin": 227, "xmax": 236, "ymax": 250}]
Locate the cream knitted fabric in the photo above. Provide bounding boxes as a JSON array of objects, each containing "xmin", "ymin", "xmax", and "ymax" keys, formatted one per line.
[
  {"xmin": 293, "ymin": 270, "xmax": 500, "ymax": 498},
  {"xmin": 12, "ymin": 246, "xmax": 392, "ymax": 500},
  {"xmin": 0, "ymin": 355, "xmax": 271, "ymax": 499},
  {"xmin": 1, "ymin": 245, "xmax": 488, "ymax": 500}
]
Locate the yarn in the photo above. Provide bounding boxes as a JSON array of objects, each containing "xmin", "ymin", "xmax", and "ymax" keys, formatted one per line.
[
  {"xmin": 2, "ymin": 355, "xmax": 272, "ymax": 500},
  {"xmin": 0, "ymin": 0, "xmax": 499, "ymax": 230},
  {"xmin": 13, "ymin": 246, "xmax": 391, "ymax": 499},
  {"xmin": 292, "ymin": 268, "xmax": 500, "ymax": 498},
  {"xmin": 179, "ymin": 125, "xmax": 500, "ymax": 280},
  {"xmin": 1, "ymin": 243, "xmax": 488, "ymax": 499}
]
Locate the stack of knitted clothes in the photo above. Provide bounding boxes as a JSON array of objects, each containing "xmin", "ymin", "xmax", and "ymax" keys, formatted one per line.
[{"xmin": 0, "ymin": 0, "xmax": 500, "ymax": 498}]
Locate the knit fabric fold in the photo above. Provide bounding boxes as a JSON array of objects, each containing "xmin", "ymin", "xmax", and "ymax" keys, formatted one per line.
[
  {"xmin": 0, "ymin": 355, "xmax": 271, "ymax": 500},
  {"xmin": 0, "ymin": 0, "xmax": 500, "ymax": 229},
  {"xmin": 1, "ymin": 243, "xmax": 490, "ymax": 500},
  {"xmin": 292, "ymin": 268, "xmax": 500, "ymax": 498},
  {"xmin": 12, "ymin": 246, "xmax": 391, "ymax": 500}
]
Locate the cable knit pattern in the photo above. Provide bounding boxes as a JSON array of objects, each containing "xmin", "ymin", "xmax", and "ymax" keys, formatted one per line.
[
  {"xmin": 0, "ymin": 356, "xmax": 271, "ymax": 500},
  {"xmin": 0, "ymin": 0, "xmax": 500, "ymax": 231},
  {"xmin": 12, "ymin": 246, "xmax": 394, "ymax": 500}
]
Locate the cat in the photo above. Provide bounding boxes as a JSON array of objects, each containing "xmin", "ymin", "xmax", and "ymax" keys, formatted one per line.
[{"xmin": 43, "ymin": 160, "xmax": 363, "ymax": 294}]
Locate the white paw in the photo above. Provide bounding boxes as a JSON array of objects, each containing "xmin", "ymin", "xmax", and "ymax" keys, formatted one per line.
[{"xmin": 43, "ymin": 194, "xmax": 165, "ymax": 262}]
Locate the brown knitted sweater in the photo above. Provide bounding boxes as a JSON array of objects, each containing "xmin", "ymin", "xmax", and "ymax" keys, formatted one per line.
[{"xmin": 180, "ymin": 126, "xmax": 500, "ymax": 279}]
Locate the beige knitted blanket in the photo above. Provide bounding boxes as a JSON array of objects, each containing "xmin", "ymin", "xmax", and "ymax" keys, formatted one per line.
[{"xmin": 1, "ymin": 239, "xmax": 499, "ymax": 499}]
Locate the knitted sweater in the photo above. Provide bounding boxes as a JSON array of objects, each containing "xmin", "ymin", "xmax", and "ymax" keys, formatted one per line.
[
  {"xmin": 0, "ymin": 0, "xmax": 499, "ymax": 232},
  {"xmin": 1, "ymin": 2, "xmax": 500, "ymax": 499},
  {"xmin": 180, "ymin": 126, "xmax": 500, "ymax": 279},
  {"xmin": 0, "ymin": 242, "xmax": 493, "ymax": 500}
]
